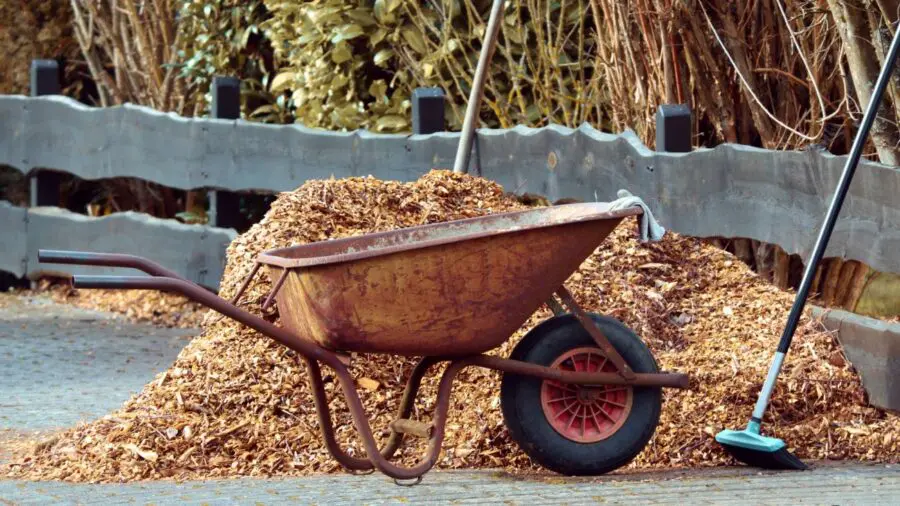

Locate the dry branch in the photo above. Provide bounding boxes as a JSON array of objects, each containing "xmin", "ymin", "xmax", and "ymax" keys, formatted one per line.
[{"xmin": 69, "ymin": 0, "xmax": 190, "ymax": 113}]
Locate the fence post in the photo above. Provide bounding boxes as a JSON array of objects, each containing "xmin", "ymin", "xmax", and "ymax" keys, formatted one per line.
[
  {"xmin": 29, "ymin": 60, "xmax": 63, "ymax": 207},
  {"xmin": 207, "ymin": 76, "xmax": 242, "ymax": 229},
  {"xmin": 655, "ymin": 104, "xmax": 692, "ymax": 152},
  {"xmin": 411, "ymin": 87, "xmax": 445, "ymax": 134}
]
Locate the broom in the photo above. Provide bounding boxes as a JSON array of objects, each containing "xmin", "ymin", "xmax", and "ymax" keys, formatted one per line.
[{"xmin": 715, "ymin": 23, "xmax": 900, "ymax": 470}]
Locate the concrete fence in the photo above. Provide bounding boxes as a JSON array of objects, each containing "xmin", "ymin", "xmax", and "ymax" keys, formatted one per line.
[{"xmin": 2, "ymin": 65, "xmax": 900, "ymax": 290}]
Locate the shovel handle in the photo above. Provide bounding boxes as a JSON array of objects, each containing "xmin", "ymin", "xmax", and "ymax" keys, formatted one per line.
[{"xmin": 451, "ymin": 0, "xmax": 505, "ymax": 174}]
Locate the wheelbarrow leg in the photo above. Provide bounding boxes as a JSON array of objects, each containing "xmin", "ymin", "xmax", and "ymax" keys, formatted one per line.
[
  {"xmin": 326, "ymin": 357, "xmax": 473, "ymax": 481},
  {"xmin": 304, "ymin": 357, "xmax": 444, "ymax": 471},
  {"xmin": 304, "ymin": 358, "xmax": 374, "ymax": 473},
  {"xmin": 380, "ymin": 357, "xmax": 443, "ymax": 460}
]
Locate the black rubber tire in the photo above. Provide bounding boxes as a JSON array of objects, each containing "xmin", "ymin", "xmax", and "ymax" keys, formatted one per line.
[{"xmin": 500, "ymin": 313, "xmax": 662, "ymax": 476}]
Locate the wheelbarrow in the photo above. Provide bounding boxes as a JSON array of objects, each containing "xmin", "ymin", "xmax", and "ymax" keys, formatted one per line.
[
  {"xmin": 38, "ymin": 201, "xmax": 690, "ymax": 483},
  {"xmin": 37, "ymin": 0, "xmax": 689, "ymax": 483}
]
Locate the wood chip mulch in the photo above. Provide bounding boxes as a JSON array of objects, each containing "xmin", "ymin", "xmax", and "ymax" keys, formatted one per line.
[
  {"xmin": 4, "ymin": 170, "xmax": 897, "ymax": 483},
  {"xmin": 30, "ymin": 280, "xmax": 208, "ymax": 329}
]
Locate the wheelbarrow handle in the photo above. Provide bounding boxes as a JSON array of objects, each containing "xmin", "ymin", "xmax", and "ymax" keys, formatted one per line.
[
  {"xmin": 71, "ymin": 275, "xmax": 160, "ymax": 290},
  {"xmin": 70, "ymin": 274, "xmax": 339, "ymax": 367},
  {"xmin": 38, "ymin": 249, "xmax": 183, "ymax": 280}
]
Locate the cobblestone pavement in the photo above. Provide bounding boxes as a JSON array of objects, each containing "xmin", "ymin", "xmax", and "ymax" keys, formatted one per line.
[
  {"xmin": 1, "ymin": 294, "xmax": 898, "ymax": 505},
  {"xmin": 0, "ymin": 294, "xmax": 195, "ymax": 432},
  {"xmin": 1, "ymin": 464, "xmax": 897, "ymax": 505}
]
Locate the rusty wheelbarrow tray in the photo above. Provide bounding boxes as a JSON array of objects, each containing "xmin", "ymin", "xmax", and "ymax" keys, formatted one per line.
[{"xmin": 39, "ymin": 201, "xmax": 690, "ymax": 483}]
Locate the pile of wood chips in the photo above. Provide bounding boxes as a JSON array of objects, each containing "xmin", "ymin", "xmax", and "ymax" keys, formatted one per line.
[
  {"xmin": 31, "ymin": 279, "xmax": 207, "ymax": 329},
  {"xmin": 5, "ymin": 170, "xmax": 898, "ymax": 483}
]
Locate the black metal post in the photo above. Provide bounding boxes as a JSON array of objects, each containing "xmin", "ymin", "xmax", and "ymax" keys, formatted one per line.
[
  {"xmin": 29, "ymin": 60, "xmax": 63, "ymax": 207},
  {"xmin": 655, "ymin": 104, "xmax": 692, "ymax": 153},
  {"xmin": 208, "ymin": 76, "xmax": 242, "ymax": 229},
  {"xmin": 411, "ymin": 87, "xmax": 445, "ymax": 134}
]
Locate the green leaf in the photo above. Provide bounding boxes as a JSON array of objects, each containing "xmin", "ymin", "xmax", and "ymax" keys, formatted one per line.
[
  {"xmin": 270, "ymin": 72, "xmax": 296, "ymax": 92},
  {"xmin": 370, "ymin": 27, "xmax": 388, "ymax": 46},
  {"xmin": 330, "ymin": 73, "xmax": 350, "ymax": 91},
  {"xmin": 331, "ymin": 24, "xmax": 364, "ymax": 43},
  {"xmin": 373, "ymin": 49, "xmax": 394, "ymax": 67},
  {"xmin": 373, "ymin": 0, "xmax": 393, "ymax": 23},
  {"xmin": 368, "ymin": 80, "xmax": 388, "ymax": 101},
  {"xmin": 401, "ymin": 27, "xmax": 427, "ymax": 54},
  {"xmin": 240, "ymin": 26, "xmax": 254, "ymax": 47},
  {"xmin": 385, "ymin": 0, "xmax": 402, "ymax": 13},
  {"xmin": 298, "ymin": 31, "xmax": 323, "ymax": 45},
  {"xmin": 345, "ymin": 8, "xmax": 377, "ymax": 27},
  {"xmin": 331, "ymin": 42, "xmax": 353, "ymax": 64},
  {"xmin": 375, "ymin": 115, "xmax": 408, "ymax": 132}
]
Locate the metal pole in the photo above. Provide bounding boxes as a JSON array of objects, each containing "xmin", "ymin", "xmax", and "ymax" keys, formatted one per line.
[{"xmin": 452, "ymin": 0, "xmax": 505, "ymax": 174}]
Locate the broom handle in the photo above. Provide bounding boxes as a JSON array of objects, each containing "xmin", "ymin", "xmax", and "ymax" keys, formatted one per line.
[
  {"xmin": 452, "ymin": 0, "xmax": 505, "ymax": 174},
  {"xmin": 751, "ymin": 25, "xmax": 900, "ymax": 424}
]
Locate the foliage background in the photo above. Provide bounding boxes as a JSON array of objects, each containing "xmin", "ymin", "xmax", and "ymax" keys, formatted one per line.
[
  {"xmin": 170, "ymin": 0, "xmax": 899, "ymax": 163},
  {"xmin": 4, "ymin": 0, "xmax": 898, "ymax": 156}
]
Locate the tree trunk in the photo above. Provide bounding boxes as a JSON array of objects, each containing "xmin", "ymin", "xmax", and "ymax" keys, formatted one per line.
[
  {"xmin": 811, "ymin": 263, "xmax": 825, "ymax": 299},
  {"xmin": 826, "ymin": 0, "xmax": 900, "ymax": 165},
  {"xmin": 655, "ymin": 0, "xmax": 677, "ymax": 104},
  {"xmin": 717, "ymin": 9, "xmax": 777, "ymax": 147},
  {"xmin": 868, "ymin": 5, "xmax": 900, "ymax": 130},
  {"xmin": 835, "ymin": 260, "xmax": 860, "ymax": 307},
  {"xmin": 874, "ymin": 0, "xmax": 900, "ymax": 28}
]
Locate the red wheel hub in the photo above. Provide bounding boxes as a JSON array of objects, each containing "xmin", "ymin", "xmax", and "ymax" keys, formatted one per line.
[{"xmin": 540, "ymin": 346, "xmax": 633, "ymax": 443}]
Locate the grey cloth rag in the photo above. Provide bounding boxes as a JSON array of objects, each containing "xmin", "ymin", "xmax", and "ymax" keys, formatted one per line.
[{"xmin": 608, "ymin": 189, "xmax": 666, "ymax": 242}]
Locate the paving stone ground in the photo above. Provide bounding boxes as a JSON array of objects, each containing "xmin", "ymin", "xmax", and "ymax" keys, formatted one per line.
[
  {"xmin": 0, "ymin": 463, "xmax": 896, "ymax": 505},
  {"xmin": 0, "ymin": 293, "xmax": 195, "ymax": 432},
  {"xmin": 1, "ymin": 293, "xmax": 898, "ymax": 505}
]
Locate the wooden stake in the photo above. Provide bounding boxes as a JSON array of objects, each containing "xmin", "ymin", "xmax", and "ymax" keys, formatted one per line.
[
  {"xmin": 822, "ymin": 257, "xmax": 845, "ymax": 307},
  {"xmin": 734, "ymin": 239, "xmax": 754, "ymax": 267},
  {"xmin": 834, "ymin": 261, "xmax": 859, "ymax": 307},
  {"xmin": 843, "ymin": 261, "xmax": 871, "ymax": 311},
  {"xmin": 811, "ymin": 263, "xmax": 824, "ymax": 299},
  {"xmin": 753, "ymin": 240, "xmax": 774, "ymax": 281},
  {"xmin": 773, "ymin": 246, "xmax": 790, "ymax": 289}
]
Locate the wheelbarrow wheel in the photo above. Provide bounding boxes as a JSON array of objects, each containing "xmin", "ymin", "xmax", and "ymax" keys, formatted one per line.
[{"xmin": 500, "ymin": 313, "xmax": 661, "ymax": 476}]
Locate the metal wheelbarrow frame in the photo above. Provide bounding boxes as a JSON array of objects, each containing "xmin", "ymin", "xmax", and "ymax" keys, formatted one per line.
[
  {"xmin": 34, "ymin": 0, "xmax": 693, "ymax": 483},
  {"xmin": 39, "ymin": 202, "xmax": 689, "ymax": 483}
]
